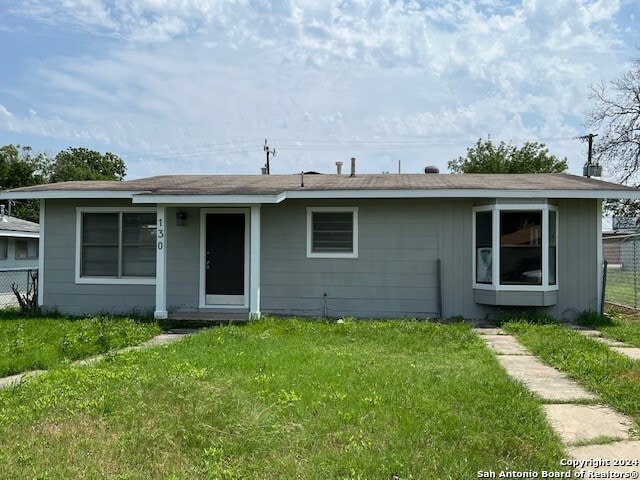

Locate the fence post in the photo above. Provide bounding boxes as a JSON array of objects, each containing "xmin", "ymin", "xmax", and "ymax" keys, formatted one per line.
[
  {"xmin": 635, "ymin": 238, "xmax": 638, "ymax": 309},
  {"xmin": 601, "ymin": 260, "xmax": 608, "ymax": 315}
]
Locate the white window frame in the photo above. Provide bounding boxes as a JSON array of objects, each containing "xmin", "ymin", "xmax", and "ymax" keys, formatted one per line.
[
  {"xmin": 306, "ymin": 207, "xmax": 359, "ymax": 259},
  {"xmin": 75, "ymin": 207, "xmax": 157, "ymax": 285},
  {"xmin": 472, "ymin": 203, "xmax": 558, "ymax": 292}
]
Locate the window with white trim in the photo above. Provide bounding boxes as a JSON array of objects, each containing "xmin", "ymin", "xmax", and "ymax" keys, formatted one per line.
[
  {"xmin": 474, "ymin": 205, "xmax": 557, "ymax": 289},
  {"xmin": 80, "ymin": 211, "xmax": 156, "ymax": 278},
  {"xmin": 306, "ymin": 207, "xmax": 358, "ymax": 258}
]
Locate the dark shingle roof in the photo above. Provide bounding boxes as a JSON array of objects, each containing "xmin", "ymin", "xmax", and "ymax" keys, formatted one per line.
[{"xmin": 3, "ymin": 173, "xmax": 638, "ymax": 197}]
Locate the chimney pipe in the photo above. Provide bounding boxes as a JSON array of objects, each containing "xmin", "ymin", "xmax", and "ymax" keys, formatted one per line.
[
  {"xmin": 350, "ymin": 157, "xmax": 356, "ymax": 177},
  {"xmin": 335, "ymin": 161, "xmax": 343, "ymax": 175}
]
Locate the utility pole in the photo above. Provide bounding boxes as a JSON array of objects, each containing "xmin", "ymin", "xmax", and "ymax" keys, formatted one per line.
[
  {"xmin": 580, "ymin": 133, "xmax": 600, "ymax": 178},
  {"xmin": 263, "ymin": 139, "xmax": 276, "ymax": 175}
]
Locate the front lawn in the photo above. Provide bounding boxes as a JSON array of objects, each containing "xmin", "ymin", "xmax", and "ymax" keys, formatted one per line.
[
  {"xmin": 579, "ymin": 309, "xmax": 640, "ymax": 348},
  {"xmin": 0, "ymin": 314, "xmax": 162, "ymax": 377},
  {"xmin": 0, "ymin": 319, "xmax": 565, "ymax": 479}
]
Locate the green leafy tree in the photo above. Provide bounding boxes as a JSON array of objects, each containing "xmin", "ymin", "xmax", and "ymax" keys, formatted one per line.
[
  {"xmin": 448, "ymin": 139, "xmax": 568, "ymax": 174},
  {"xmin": 51, "ymin": 147, "xmax": 126, "ymax": 183},
  {"xmin": 0, "ymin": 145, "xmax": 50, "ymax": 222}
]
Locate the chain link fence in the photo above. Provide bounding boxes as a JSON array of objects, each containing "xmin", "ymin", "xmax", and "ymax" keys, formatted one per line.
[
  {"xmin": 603, "ymin": 234, "xmax": 640, "ymax": 310},
  {"xmin": 0, "ymin": 268, "xmax": 38, "ymax": 309}
]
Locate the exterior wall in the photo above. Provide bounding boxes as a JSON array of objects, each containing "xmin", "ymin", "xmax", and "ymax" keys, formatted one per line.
[
  {"xmin": 261, "ymin": 198, "xmax": 441, "ymax": 318},
  {"xmin": 166, "ymin": 207, "xmax": 200, "ymax": 312},
  {"xmin": 553, "ymin": 199, "xmax": 600, "ymax": 318},
  {"xmin": 40, "ymin": 197, "xmax": 602, "ymax": 320},
  {"xmin": 0, "ymin": 237, "xmax": 39, "ymax": 270},
  {"xmin": 43, "ymin": 199, "xmax": 155, "ymax": 316},
  {"xmin": 261, "ymin": 198, "xmax": 601, "ymax": 320}
]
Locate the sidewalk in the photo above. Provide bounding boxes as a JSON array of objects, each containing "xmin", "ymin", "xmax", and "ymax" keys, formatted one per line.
[
  {"xmin": 0, "ymin": 329, "xmax": 195, "ymax": 390},
  {"xmin": 476, "ymin": 326, "xmax": 640, "ymax": 475}
]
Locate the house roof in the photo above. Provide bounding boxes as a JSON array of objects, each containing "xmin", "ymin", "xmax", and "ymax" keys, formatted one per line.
[
  {"xmin": 2, "ymin": 173, "xmax": 639, "ymax": 204},
  {"xmin": 0, "ymin": 215, "xmax": 39, "ymax": 238}
]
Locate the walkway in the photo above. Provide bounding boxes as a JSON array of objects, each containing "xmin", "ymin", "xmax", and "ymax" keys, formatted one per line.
[
  {"xmin": 476, "ymin": 326, "xmax": 640, "ymax": 476},
  {"xmin": 0, "ymin": 329, "xmax": 194, "ymax": 390}
]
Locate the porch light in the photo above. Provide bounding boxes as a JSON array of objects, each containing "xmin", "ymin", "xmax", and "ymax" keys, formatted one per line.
[{"xmin": 176, "ymin": 211, "xmax": 188, "ymax": 227}]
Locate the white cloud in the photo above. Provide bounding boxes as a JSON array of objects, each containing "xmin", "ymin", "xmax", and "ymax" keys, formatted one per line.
[{"xmin": 1, "ymin": 0, "xmax": 636, "ymax": 178}]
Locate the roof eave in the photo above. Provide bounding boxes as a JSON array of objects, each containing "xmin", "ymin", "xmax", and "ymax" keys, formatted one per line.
[
  {"xmin": 2, "ymin": 188, "xmax": 639, "ymax": 202},
  {"xmin": 0, "ymin": 190, "xmax": 144, "ymax": 200}
]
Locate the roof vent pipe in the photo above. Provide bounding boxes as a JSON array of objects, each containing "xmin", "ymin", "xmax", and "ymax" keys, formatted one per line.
[
  {"xmin": 350, "ymin": 157, "xmax": 356, "ymax": 177},
  {"xmin": 335, "ymin": 161, "xmax": 343, "ymax": 175}
]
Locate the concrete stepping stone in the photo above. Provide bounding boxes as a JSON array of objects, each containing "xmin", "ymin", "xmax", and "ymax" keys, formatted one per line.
[
  {"xmin": 592, "ymin": 336, "xmax": 633, "ymax": 347},
  {"xmin": 567, "ymin": 441, "xmax": 640, "ymax": 474},
  {"xmin": 611, "ymin": 347, "xmax": 640, "ymax": 360},
  {"xmin": 472, "ymin": 327, "xmax": 507, "ymax": 336},
  {"xmin": 496, "ymin": 355, "xmax": 597, "ymax": 402},
  {"xmin": 482, "ymin": 334, "xmax": 530, "ymax": 355},
  {"xmin": 543, "ymin": 404, "xmax": 633, "ymax": 445},
  {"xmin": 0, "ymin": 370, "xmax": 46, "ymax": 389}
]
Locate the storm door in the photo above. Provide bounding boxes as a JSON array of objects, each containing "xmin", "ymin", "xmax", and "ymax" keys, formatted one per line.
[{"xmin": 204, "ymin": 212, "xmax": 247, "ymax": 305}]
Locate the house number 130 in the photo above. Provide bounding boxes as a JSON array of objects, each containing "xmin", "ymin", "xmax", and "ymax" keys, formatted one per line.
[{"xmin": 157, "ymin": 218, "xmax": 164, "ymax": 250}]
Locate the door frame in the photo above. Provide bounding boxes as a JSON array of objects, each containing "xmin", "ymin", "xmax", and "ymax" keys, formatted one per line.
[{"xmin": 199, "ymin": 208, "xmax": 250, "ymax": 309}]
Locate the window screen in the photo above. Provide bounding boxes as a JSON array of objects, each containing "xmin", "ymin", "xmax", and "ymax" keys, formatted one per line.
[
  {"xmin": 81, "ymin": 212, "xmax": 156, "ymax": 278},
  {"xmin": 312, "ymin": 212, "xmax": 354, "ymax": 253}
]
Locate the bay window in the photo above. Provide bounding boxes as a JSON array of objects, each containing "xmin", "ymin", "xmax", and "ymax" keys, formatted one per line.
[{"xmin": 474, "ymin": 204, "xmax": 557, "ymax": 290}]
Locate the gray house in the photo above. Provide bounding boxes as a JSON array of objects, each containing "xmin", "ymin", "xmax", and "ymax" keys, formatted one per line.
[
  {"xmin": 0, "ymin": 209, "xmax": 39, "ymax": 305},
  {"xmin": 2, "ymin": 173, "xmax": 639, "ymax": 320}
]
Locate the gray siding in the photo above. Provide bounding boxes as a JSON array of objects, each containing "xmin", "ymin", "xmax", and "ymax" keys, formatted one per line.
[
  {"xmin": 553, "ymin": 199, "xmax": 600, "ymax": 318},
  {"xmin": 261, "ymin": 199, "xmax": 441, "ymax": 318},
  {"xmin": 166, "ymin": 207, "xmax": 200, "ymax": 311},
  {"xmin": 42, "ymin": 199, "xmax": 155, "ymax": 316},
  {"xmin": 40, "ymin": 197, "xmax": 602, "ymax": 320}
]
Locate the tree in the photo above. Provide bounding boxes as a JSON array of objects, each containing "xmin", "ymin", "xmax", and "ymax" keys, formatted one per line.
[
  {"xmin": 586, "ymin": 55, "xmax": 640, "ymax": 185},
  {"xmin": 0, "ymin": 145, "xmax": 50, "ymax": 222},
  {"xmin": 51, "ymin": 147, "xmax": 126, "ymax": 183},
  {"xmin": 448, "ymin": 138, "xmax": 568, "ymax": 174}
]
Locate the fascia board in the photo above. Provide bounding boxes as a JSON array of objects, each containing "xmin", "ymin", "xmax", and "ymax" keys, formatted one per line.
[
  {"xmin": 281, "ymin": 189, "xmax": 640, "ymax": 200},
  {"xmin": 0, "ymin": 231, "xmax": 39, "ymax": 238},
  {"xmin": 131, "ymin": 194, "xmax": 281, "ymax": 204},
  {"xmin": 2, "ymin": 187, "xmax": 639, "ymax": 202}
]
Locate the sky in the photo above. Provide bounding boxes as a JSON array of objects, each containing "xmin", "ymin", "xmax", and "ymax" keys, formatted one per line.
[{"xmin": 0, "ymin": 0, "xmax": 638, "ymax": 181}]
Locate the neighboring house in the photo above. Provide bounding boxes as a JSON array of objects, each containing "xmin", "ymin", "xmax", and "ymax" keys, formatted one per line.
[
  {"xmin": 2, "ymin": 172, "xmax": 639, "ymax": 320},
  {"xmin": 0, "ymin": 207, "xmax": 39, "ymax": 301}
]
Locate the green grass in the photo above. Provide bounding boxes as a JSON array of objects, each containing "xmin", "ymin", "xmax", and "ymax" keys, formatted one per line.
[
  {"xmin": 0, "ymin": 318, "xmax": 565, "ymax": 479},
  {"xmin": 0, "ymin": 314, "xmax": 162, "ymax": 377},
  {"xmin": 503, "ymin": 320, "xmax": 640, "ymax": 426},
  {"xmin": 577, "ymin": 310, "xmax": 640, "ymax": 348}
]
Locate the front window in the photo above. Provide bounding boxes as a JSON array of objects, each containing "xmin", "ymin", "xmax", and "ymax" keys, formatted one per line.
[
  {"xmin": 80, "ymin": 211, "xmax": 156, "ymax": 278},
  {"xmin": 500, "ymin": 211, "xmax": 542, "ymax": 285},
  {"xmin": 306, "ymin": 207, "xmax": 358, "ymax": 258},
  {"xmin": 474, "ymin": 205, "xmax": 557, "ymax": 289}
]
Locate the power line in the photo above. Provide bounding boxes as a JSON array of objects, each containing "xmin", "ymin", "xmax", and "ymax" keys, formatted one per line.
[{"xmin": 117, "ymin": 135, "xmax": 579, "ymax": 163}]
